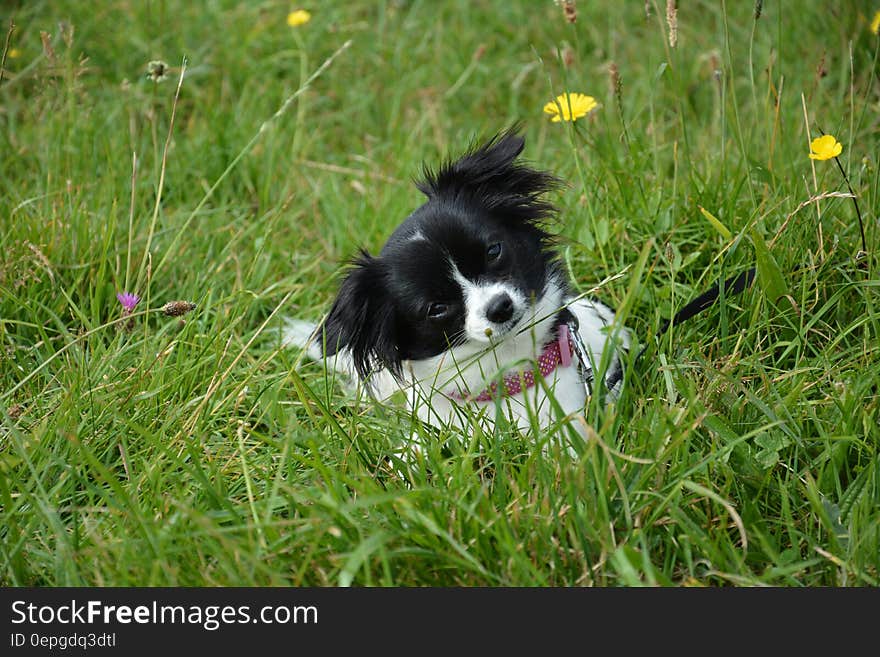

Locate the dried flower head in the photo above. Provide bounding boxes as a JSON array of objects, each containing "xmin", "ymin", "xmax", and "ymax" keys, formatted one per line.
[
  {"xmin": 561, "ymin": 0, "xmax": 577, "ymax": 23},
  {"xmin": 39, "ymin": 31, "xmax": 56, "ymax": 64},
  {"xmin": 809, "ymin": 134, "xmax": 842, "ymax": 161},
  {"xmin": 666, "ymin": 0, "xmax": 678, "ymax": 48},
  {"xmin": 287, "ymin": 9, "xmax": 311, "ymax": 27},
  {"xmin": 608, "ymin": 61, "xmax": 621, "ymax": 100},
  {"xmin": 147, "ymin": 60, "xmax": 169, "ymax": 83},
  {"xmin": 59, "ymin": 21, "xmax": 74, "ymax": 48},
  {"xmin": 162, "ymin": 300, "xmax": 196, "ymax": 317},
  {"xmin": 543, "ymin": 92, "xmax": 597, "ymax": 123}
]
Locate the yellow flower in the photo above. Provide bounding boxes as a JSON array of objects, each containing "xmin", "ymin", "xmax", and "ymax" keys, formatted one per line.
[
  {"xmin": 8, "ymin": 48, "xmax": 21, "ymax": 58},
  {"xmin": 287, "ymin": 9, "xmax": 311, "ymax": 27},
  {"xmin": 543, "ymin": 92, "xmax": 598, "ymax": 123},
  {"xmin": 809, "ymin": 134, "xmax": 843, "ymax": 161},
  {"xmin": 871, "ymin": 10, "xmax": 880, "ymax": 35}
]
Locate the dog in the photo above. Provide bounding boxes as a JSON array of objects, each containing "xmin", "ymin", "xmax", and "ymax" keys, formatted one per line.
[{"xmin": 284, "ymin": 130, "xmax": 630, "ymax": 453}]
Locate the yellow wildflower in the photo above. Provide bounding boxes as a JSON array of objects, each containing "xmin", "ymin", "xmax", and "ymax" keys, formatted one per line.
[
  {"xmin": 8, "ymin": 48, "xmax": 21, "ymax": 58},
  {"xmin": 809, "ymin": 134, "xmax": 843, "ymax": 161},
  {"xmin": 871, "ymin": 10, "xmax": 880, "ymax": 35},
  {"xmin": 287, "ymin": 9, "xmax": 311, "ymax": 27},
  {"xmin": 543, "ymin": 92, "xmax": 598, "ymax": 123}
]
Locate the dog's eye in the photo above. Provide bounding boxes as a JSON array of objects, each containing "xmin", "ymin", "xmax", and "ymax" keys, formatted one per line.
[
  {"xmin": 486, "ymin": 242, "xmax": 502, "ymax": 261},
  {"xmin": 426, "ymin": 302, "xmax": 449, "ymax": 319}
]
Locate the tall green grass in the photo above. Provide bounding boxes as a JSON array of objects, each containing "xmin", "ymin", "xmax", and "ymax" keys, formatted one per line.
[{"xmin": 1, "ymin": 0, "xmax": 878, "ymax": 586}]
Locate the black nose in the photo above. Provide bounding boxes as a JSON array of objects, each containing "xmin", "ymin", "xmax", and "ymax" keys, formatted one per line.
[{"xmin": 485, "ymin": 293, "xmax": 514, "ymax": 323}]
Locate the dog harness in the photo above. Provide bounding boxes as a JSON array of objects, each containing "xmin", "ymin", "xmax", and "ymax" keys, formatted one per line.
[{"xmin": 447, "ymin": 323, "xmax": 577, "ymax": 403}]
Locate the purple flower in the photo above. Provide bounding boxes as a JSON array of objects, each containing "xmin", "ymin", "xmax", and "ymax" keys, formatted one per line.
[{"xmin": 116, "ymin": 291, "xmax": 140, "ymax": 313}]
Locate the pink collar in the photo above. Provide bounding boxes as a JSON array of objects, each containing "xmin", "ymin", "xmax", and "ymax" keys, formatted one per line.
[{"xmin": 447, "ymin": 324, "xmax": 573, "ymax": 403}]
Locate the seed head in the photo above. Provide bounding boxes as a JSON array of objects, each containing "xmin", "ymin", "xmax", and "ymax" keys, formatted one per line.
[
  {"xmin": 666, "ymin": 0, "xmax": 678, "ymax": 49},
  {"xmin": 162, "ymin": 300, "xmax": 196, "ymax": 317},
  {"xmin": 608, "ymin": 61, "xmax": 622, "ymax": 102},
  {"xmin": 147, "ymin": 60, "xmax": 169, "ymax": 83}
]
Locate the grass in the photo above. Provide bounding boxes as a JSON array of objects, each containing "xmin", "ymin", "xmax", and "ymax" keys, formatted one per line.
[{"xmin": 1, "ymin": 0, "xmax": 878, "ymax": 586}]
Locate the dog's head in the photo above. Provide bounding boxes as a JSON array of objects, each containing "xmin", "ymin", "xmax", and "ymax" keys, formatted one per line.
[{"xmin": 320, "ymin": 130, "xmax": 565, "ymax": 380}]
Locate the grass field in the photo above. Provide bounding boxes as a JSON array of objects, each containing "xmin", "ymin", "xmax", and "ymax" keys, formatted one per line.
[{"xmin": 1, "ymin": 0, "xmax": 878, "ymax": 586}]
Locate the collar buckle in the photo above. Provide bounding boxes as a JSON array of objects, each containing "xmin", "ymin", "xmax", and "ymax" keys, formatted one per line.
[{"xmin": 566, "ymin": 317, "xmax": 594, "ymax": 397}]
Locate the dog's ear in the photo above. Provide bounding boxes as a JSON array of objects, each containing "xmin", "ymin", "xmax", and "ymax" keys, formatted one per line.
[
  {"xmin": 319, "ymin": 251, "xmax": 400, "ymax": 380},
  {"xmin": 416, "ymin": 128, "xmax": 560, "ymax": 223}
]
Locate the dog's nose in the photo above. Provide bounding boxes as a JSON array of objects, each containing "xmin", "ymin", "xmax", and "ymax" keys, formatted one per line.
[{"xmin": 485, "ymin": 293, "xmax": 514, "ymax": 323}]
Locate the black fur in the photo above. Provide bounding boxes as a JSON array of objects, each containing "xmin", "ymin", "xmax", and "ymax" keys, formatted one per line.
[
  {"xmin": 318, "ymin": 129, "xmax": 563, "ymax": 380},
  {"xmin": 320, "ymin": 249, "xmax": 399, "ymax": 380},
  {"xmin": 416, "ymin": 130, "xmax": 560, "ymax": 225}
]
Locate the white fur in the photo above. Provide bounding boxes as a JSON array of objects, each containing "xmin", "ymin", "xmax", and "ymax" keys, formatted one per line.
[
  {"xmin": 282, "ymin": 278, "xmax": 629, "ymax": 454},
  {"xmin": 451, "ymin": 263, "xmax": 527, "ymax": 343}
]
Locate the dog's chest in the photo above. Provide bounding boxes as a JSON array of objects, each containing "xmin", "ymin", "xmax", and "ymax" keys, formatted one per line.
[
  {"xmin": 404, "ymin": 345, "xmax": 591, "ymax": 435},
  {"xmin": 371, "ymin": 296, "xmax": 627, "ymax": 437}
]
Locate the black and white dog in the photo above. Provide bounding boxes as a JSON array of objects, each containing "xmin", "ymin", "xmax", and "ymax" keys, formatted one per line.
[{"xmin": 284, "ymin": 130, "xmax": 630, "ymax": 449}]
